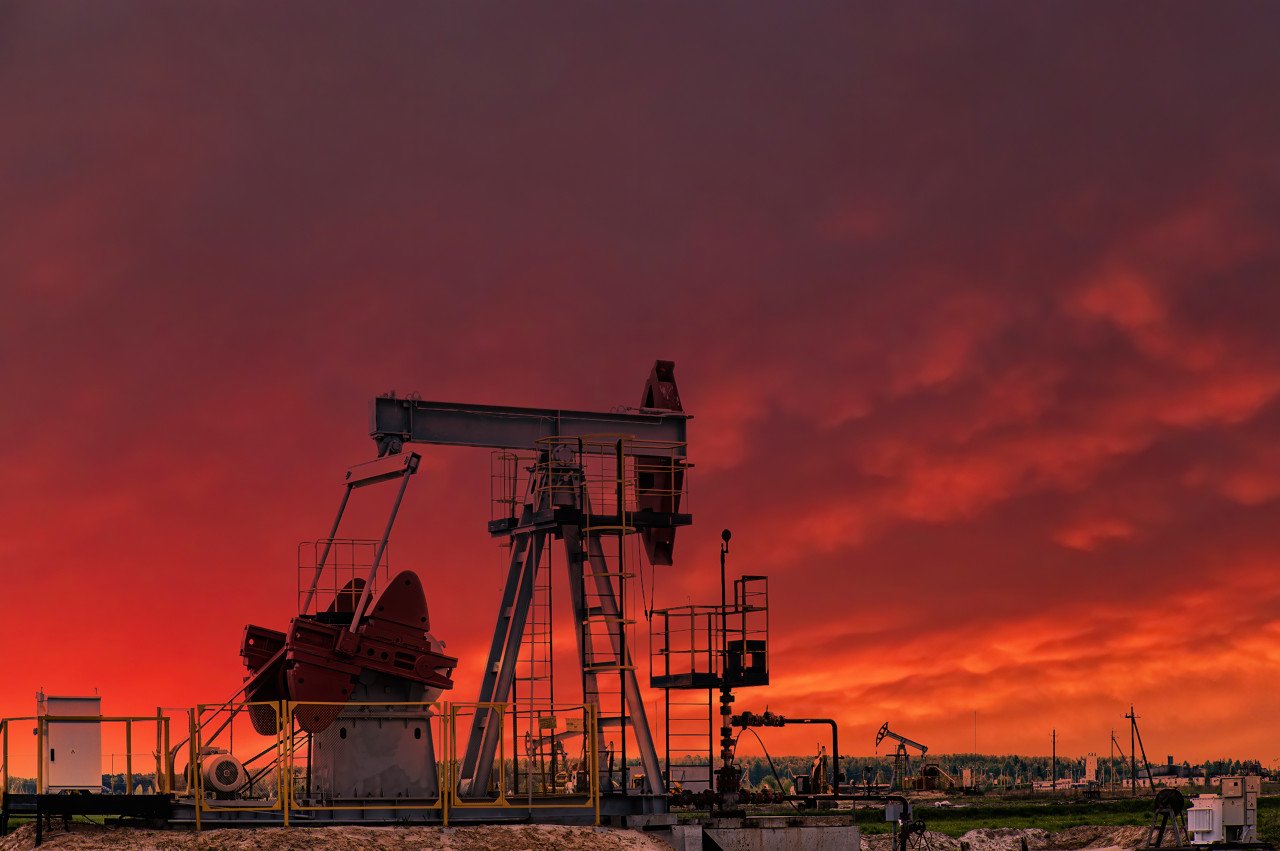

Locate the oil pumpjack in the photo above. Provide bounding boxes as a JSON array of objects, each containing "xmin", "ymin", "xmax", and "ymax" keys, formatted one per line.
[
  {"xmin": 3, "ymin": 362, "xmax": 861, "ymax": 850},
  {"xmin": 232, "ymin": 361, "xmax": 693, "ymax": 814},
  {"xmin": 876, "ymin": 723, "xmax": 928, "ymax": 791},
  {"xmin": 370, "ymin": 361, "xmax": 691, "ymax": 810},
  {"xmin": 236, "ymin": 449, "xmax": 460, "ymax": 801}
]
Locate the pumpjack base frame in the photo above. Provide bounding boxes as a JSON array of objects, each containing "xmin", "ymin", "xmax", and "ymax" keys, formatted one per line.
[
  {"xmin": 1, "ymin": 793, "xmax": 173, "ymax": 846},
  {"xmin": 167, "ymin": 792, "xmax": 668, "ymax": 827}
]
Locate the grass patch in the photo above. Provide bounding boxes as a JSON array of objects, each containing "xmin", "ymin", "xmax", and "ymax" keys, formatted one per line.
[{"xmin": 857, "ymin": 795, "xmax": 1280, "ymax": 840}]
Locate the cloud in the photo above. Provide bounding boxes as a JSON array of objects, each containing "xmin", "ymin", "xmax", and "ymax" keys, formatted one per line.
[
  {"xmin": 1052, "ymin": 517, "xmax": 1137, "ymax": 552},
  {"xmin": 2, "ymin": 1, "xmax": 1280, "ymax": 761}
]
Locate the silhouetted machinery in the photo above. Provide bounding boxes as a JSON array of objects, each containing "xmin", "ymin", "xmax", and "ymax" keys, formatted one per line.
[
  {"xmin": 243, "ymin": 567, "xmax": 457, "ymax": 731},
  {"xmin": 731, "ymin": 711, "xmax": 841, "ymax": 798},
  {"xmin": 238, "ymin": 450, "xmax": 459, "ymax": 799},
  {"xmin": 911, "ymin": 763, "xmax": 959, "ymax": 792},
  {"xmin": 200, "ymin": 748, "xmax": 249, "ymax": 800},
  {"xmin": 370, "ymin": 361, "xmax": 692, "ymax": 806},
  {"xmin": 651, "ymin": 529, "xmax": 771, "ymax": 812},
  {"xmin": 876, "ymin": 723, "xmax": 928, "ymax": 791},
  {"xmin": 226, "ymin": 362, "xmax": 697, "ymax": 812}
]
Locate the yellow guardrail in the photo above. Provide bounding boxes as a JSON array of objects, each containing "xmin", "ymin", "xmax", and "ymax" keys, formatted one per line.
[
  {"xmin": 445, "ymin": 702, "xmax": 511, "ymax": 810},
  {"xmin": 192, "ymin": 701, "xmax": 288, "ymax": 829},
  {"xmin": 286, "ymin": 700, "xmax": 446, "ymax": 821},
  {"xmin": 0, "ymin": 712, "xmax": 172, "ymax": 797},
  {"xmin": 6, "ymin": 700, "xmax": 600, "ymax": 828},
  {"xmin": 445, "ymin": 701, "xmax": 599, "ymax": 825}
]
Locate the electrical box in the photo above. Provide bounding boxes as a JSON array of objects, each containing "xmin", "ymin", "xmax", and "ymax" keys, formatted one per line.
[
  {"xmin": 1188, "ymin": 795, "xmax": 1223, "ymax": 845},
  {"xmin": 1190, "ymin": 777, "xmax": 1260, "ymax": 845},
  {"xmin": 37, "ymin": 692, "xmax": 102, "ymax": 793},
  {"xmin": 1224, "ymin": 775, "xmax": 1259, "ymax": 839}
]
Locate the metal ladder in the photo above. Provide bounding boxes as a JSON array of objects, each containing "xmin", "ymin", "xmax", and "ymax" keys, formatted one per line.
[
  {"xmin": 461, "ymin": 442, "xmax": 665, "ymax": 797},
  {"xmin": 577, "ymin": 521, "xmax": 635, "ymax": 792},
  {"xmin": 665, "ymin": 687, "xmax": 714, "ymax": 792},
  {"xmin": 511, "ymin": 542, "xmax": 554, "ymax": 794}
]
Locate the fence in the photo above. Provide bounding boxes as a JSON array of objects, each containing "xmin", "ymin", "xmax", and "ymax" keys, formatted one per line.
[
  {"xmin": 0, "ymin": 712, "xmax": 172, "ymax": 796},
  {"xmin": 4, "ymin": 700, "xmax": 600, "ymax": 828}
]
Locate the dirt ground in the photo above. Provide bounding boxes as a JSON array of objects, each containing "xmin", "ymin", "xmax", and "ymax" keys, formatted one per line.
[
  {"xmin": 861, "ymin": 825, "xmax": 1151, "ymax": 851},
  {"xmin": 0, "ymin": 822, "xmax": 1154, "ymax": 851},
  {"xmin": 0, "ymin": 823, "xmax": 671, "ymax": 851}
]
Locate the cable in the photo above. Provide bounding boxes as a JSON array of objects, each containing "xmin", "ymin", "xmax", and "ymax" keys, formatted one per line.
[
  {"xmin": 739, "ymin": 726, "xmax": 800, "ymax": 811},
  {"xmin": 638, "ymin": 551, "xmax": 654, "ymax": 621}
]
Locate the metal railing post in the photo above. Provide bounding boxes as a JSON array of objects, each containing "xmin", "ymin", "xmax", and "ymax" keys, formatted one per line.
[
  {"xmin": 154, "ymin": 709, "xmax": 163, "ymax": 794},
  {"xmin": 281, "ymin": 702, "xmax": 289, "ymax": 827},
  {"xmin": 36, "ymin": 718, "xmax": 44, "ymax": 795},
  {"xmin": 162, "ymin": 717, "xmax": 171, "ymax": 794},
  {"xmin": 592, "ymin": 704, "xmax": 600, "ymax": 826},
  {"xmin": 190, "ymin": 709, "xmax": 200, "ymax": 832},
  {"xmin": 125, "ymin": 720, "xmax": 133, "ymax": 794}
]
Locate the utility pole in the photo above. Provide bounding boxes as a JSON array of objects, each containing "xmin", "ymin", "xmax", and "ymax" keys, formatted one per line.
[
  {"xmin": 1128, "ymin": 706, "xmax": 1155, "ymax": 792},
  {"xmin": 1052, "ymin": 729, "xmax": 1057, "ymax": 791},
  {"xmin": 1127, "ymin": 706, "xmax": 1137, "ymax": 797},
  {"xmin": 1109, "ymin": 729, "xmax": 1116, "ymax": 792}
]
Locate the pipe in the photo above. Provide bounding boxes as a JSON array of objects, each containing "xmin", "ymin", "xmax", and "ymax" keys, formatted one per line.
[{"xmin": 782, "ymin": 717, "xmax": 840, "ymax": 789}]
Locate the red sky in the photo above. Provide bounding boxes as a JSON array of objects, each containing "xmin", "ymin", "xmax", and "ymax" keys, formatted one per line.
[{"xmin": 3, "ymin": 2, "xmax": 1280, "ymax": 764}]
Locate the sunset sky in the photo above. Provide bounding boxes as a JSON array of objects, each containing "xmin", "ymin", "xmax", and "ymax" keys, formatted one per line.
[{"xmin": 3, "ymin": 2, "xmax": 1280, "ymax": 764}]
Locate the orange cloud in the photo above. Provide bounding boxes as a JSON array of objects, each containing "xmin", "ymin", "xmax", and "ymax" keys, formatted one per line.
[{"xmin": 3, "ymin": 2, "xmax": 1280, "ymax": 768}]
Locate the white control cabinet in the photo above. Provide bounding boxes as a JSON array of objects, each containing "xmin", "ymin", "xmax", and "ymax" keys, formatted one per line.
[
  {"xmin": 1188, "ymin": 794, "xmax": 1223, "ymax": 844},
  {"xmin": 1189, "ymin": 776, "xmax": 1260, "ymax": 845},
  {"xmin": 37, "ymin": 693, "xmax": 103, "ymax": 792}
]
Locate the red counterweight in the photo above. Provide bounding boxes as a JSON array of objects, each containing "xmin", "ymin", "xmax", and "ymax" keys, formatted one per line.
[
  {"xmin": 637, "ymin": 360, "xmax": 687, "ymax": 566},
  {"xmin": 240, "ymin": 570, "xmax": 456, "ymax": 735}
]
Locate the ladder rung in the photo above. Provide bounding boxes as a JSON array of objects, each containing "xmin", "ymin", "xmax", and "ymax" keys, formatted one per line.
[
  {"xmin": 598, "ymin": 715, "xmax": 631, "ymax": 727},
  {"xmin": 582, "ymin": 614, "xmax": 635, "ymax": 624}
]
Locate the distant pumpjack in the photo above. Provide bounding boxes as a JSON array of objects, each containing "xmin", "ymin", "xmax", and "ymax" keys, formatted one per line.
[{"xmin": 876, "ymin": 723, "xmax": 928, "ymax": 791}]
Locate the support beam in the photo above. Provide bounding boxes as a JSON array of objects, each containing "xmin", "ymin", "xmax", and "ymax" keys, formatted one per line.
[
  {"xmin": 459, "ymin": 530, "xmax": 545, "ymax": 795},
  {"xmin": 300, "ymin": 452, "xmax": 421, "ymax": 615},
  {"xmin": 370, "ymin": 397, "xmax": 688, "ymax": 456},
  {"xmin": 574, "ymin": 527, "xmax": 666, "ymax": 795}
]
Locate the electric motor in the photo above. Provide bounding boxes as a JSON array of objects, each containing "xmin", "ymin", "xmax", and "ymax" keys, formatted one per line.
[{"xmin": 201, "ymin": 749, "xmax": 247, "ymax": 797}]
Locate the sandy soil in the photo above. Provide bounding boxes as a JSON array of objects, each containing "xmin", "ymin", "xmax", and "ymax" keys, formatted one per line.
[
  {"xmin": 861, "ymin": 825, "xmax": 1151, "ymax": 851},
  {"xmin": 0, "ymin": 822, "xmax": 1154, "ymax": 851},
  {"xmin": 0, "ymin": 824, "xmax": 671, "ymax": 851},
  {"xmin": 1042, "ymin": 826, "xmax": 1151, "ymax": 850}
]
